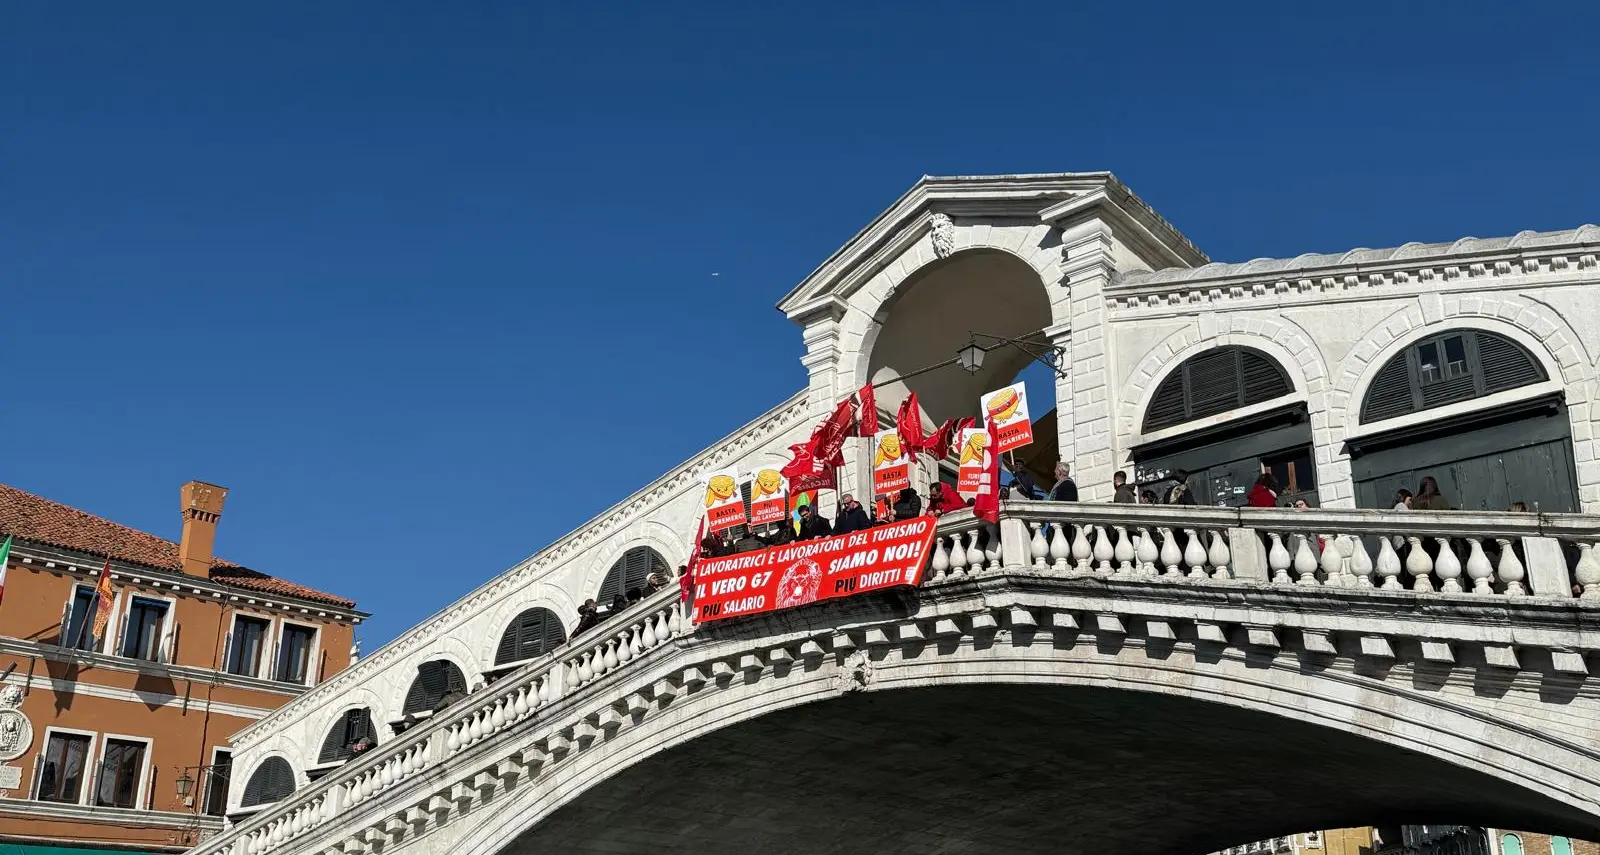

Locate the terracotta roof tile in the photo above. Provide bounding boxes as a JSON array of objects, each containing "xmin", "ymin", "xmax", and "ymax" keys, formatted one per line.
[{"xmin": 0, "ymin": 483, "xmax": 356, "ymax": 609}]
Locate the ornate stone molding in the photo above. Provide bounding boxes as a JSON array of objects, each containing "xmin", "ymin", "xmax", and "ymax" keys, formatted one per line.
[{"xmin": 928, "ymin": 213, "xmax": 955, "ymax": 259}]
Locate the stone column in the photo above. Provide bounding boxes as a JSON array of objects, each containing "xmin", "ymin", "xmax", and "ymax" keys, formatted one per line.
[
  {"xmin": 794, "ymin": 298, "xmax": 850, "ymax": 515},
  {"xmin": 1055, "ymin": 220, "xmax": 1118, "ymax": 501}
]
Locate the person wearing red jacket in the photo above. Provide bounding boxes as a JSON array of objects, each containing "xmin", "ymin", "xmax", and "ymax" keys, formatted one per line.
[{"xmin": 1247, "ymin": 472, "xmax": 1279, "ymax": 508}]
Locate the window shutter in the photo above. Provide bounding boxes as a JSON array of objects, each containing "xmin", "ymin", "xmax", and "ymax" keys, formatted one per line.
[
  {"xmin": 495, "ymin": 608, "xmax": 568, "ymax": 666},
  {"xmin": 600, "ymin": 548, "xmax": 667, "ymax": 604},
  {"xmin": 1239, "ymin": 349, "xmax": 1291, "ymax": 402},
  {"xmin": 57, "ymin": 600, "xmax": 71, "ymax": 648},
  {"xmin": 159, "ymin": 619, "xmax": 177, "ymax": 665},
  {"xmin": 1184, "ymin": 349, "xmax": 1244, "ymax": 420},
  {"xmin": 115, "ymin": 600, "xmax": 133, "ymax": 657},
  {"xmin": 1478, "ymin": 332, "xmax": 1545, "ymax": 392},
  {"xmin": 1142, "ymin": 347, "xmax": 1292, "ymax": 433},
  {"xmin": 1362, "ymin": 355, "xmax": 1415, "ymax": 422},
  {"xmin": 241, "ymin": 757, "xmax": 294, "ymax": 807},
  {"xmin": 403, "ymin": 661, "xmax": 468, "ymax": 714},
  {"xmin": 1143, "ymin": 372, "xmax": 1189, "ymax": 432}
]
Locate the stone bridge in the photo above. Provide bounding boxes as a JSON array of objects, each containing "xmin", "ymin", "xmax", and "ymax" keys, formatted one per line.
[{"xmin": 194, "ymin": 503, "xmax": 1600, "ymax": 855}]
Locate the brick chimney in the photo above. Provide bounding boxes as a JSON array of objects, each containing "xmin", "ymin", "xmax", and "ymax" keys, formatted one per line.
[{"xmin": 178, "ymin": 481, "xmax": 228, "ymax": 577}]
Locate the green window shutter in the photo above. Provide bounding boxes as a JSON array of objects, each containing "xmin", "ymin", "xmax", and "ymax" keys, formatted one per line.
[
  {"xmin": 495, "ymin": 608, "xmax": 567, "ymax": 666},
  {"xmin": 403, "ymin": 660, "xmax": 468, "ymax": 714},
  {"xmin": 1141, "ymin": 346, "xmax": 1293, "ymax": 433},
  {"xmin": 242, "ymin": 757, "xmax": 295, "ymax": 807},
  {"xmin": 600, "ymin": 547, "xmax": 667, "ymax": 603}
]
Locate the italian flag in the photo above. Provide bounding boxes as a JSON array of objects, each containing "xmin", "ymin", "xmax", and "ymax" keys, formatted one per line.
[{"xmin": 0, "ymin": 536, "xmax": 12, "ymax": 606}]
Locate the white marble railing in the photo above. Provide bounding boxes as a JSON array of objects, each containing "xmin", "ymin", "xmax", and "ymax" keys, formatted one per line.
[
  {"xmin": 203, "ymin": 503, "xmax": 1600, "ymax": 855},
  {"xmin": 214, "ymin": 587, "xmax": 688, "ymax": 855}
]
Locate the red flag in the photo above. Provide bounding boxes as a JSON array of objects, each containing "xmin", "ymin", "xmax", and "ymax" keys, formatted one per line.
[
  {"xmin": 973, "ymin": 419, "xmax": 1003, "ymax": 523},
  {"xmin": 926, "ymin": 419, "xmax": 958, "ymax": 461},
  {"xmin": 814, "ymin": 397, "xmax": 856, "ymax": 468},
  {"xmin": 91, "ymin": 558, "xmax": 115, "ymax": 642},
  {"xmin": 681, "ymin": 517, "xmax": 706, "ymax": 604},
  {"xmin": 897, "ymin": 392, "xmax": 925, "ymax": 455},
  {"xmin": 857, "ymin": 384, "xmax": 878, "ymax": 437},
  {"xmin": 780, "ymin": 440, "xmax": 818, "ymax": 481}
]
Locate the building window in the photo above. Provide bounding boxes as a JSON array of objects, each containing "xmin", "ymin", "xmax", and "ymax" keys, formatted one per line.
[
  {"xmin": 402, "ymin": 660, "xmax": 468, "ymax": 715},
  {"xmin": 226, "ymin": 616, "xmax": 271, "ymax": 677},
  {"xmin": 1502, "ymin": 834, "xmax": 1524, "ymax": 855},
  {"xmin": 599, "ymin": 547, "xmax": 668, "ymax": 606},
  {"xmin": 240, "ymin": 757, "xmax": 295, "ymax": 808},
  {"xmin": 36, "ymin": 731, "xmax": 92, "ymax": 803},
  {"xmin": 203, "ymin": 749, "xmax": 232, "ymax": 817},
  {"xmin": 1142, "ymin": 346, "xmax": 1293, "ymax": 433},
  {"xmin": 274, "ymin": 623, "xmax": 317, "ymax": 684},
  {"xmin": 1551, "ymin": 837, "xmax": 1573, "ymax": 855},
  {"xmin": 317, "ymin": 708, "xmax": 377, "ymax": 765},
  {"xmin": 59, "ymin": 586, "xmax": 100, "ymax": 651},
  {"xmin": 94, "ymin": 737, "xmax": 147, "ymax": 809},
  {"xmin": 495, "ymin": 607, "xmax": 567, "ymax": 667},
  {"xmin": 118, "ymin": 597, "xmax": 170, "ymax": 662},
  {"xmin": 1360, "ymin": 329, "xmax": 1548, "ymax": 423}
]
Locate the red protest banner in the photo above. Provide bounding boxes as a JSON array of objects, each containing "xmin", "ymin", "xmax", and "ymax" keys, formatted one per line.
[{"xmin": 691, "ymin": 516, "xmax": 938, "ymax": 625}]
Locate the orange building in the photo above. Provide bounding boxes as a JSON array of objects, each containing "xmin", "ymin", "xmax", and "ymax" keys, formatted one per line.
[{"xmin": 0, "ymin": 481, "xmax": 363, "ymax": 854}]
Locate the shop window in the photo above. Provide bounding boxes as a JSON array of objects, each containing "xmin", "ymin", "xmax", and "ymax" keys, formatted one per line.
[
  {"xmin": 403, "ymin": 660, "xmax": 468, "ymax": 715},
  {"xmin": 240, "ymin": 757, "xmax": 295, "ymax": 808},
  {"xmin": 599, "ymin": 547, "xmax": 668, "ymax": 605},
  {"xmin": 1143, "ymin": 347, "xmax": 1292, "ymax": 433},
  {"xmin": 317, "ymin": 708, "xmax": 377, "ymax": 764}
]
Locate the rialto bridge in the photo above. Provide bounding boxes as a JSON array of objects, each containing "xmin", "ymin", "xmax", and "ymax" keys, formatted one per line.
[{"xmin": 199, "ymin": 174, "xmax": 1600, "ymax": 854}]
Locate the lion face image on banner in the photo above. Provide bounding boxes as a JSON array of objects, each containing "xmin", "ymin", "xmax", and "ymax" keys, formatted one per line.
[{"xmin": 775, "ymin": 559, "xmax": 823, "ymax": 610}]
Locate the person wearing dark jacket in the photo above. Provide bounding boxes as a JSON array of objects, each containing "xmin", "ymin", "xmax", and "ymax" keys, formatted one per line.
[
  {"xmin": 1049, "ymin": 462, "xmax": 1079, "ymax": 502},
  {"xmin": 891, "ymin": 488, "xmax": 922, "ymax": 520},
  {"xmin": 1165, "ymin": 470, "xmax": 1196, "ymax": 505},
  {"xmin": 795, "ymin": 504, "xmax": 832, "ymax": 540},
  {"xmin": 1112, "ymin": 470, "xmax": 1137, "ymax": 503},
  {"xmin": 833, "ymin": 494, "xmax": 872, "ymax": 534}
]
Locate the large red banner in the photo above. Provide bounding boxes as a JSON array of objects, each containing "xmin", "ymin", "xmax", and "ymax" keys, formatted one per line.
[{"xmin": 691, "ymin": 516, "xmax": 938, "ymax": 625}]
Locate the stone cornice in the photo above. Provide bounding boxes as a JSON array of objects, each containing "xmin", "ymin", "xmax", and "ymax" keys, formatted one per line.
[
  {"xmin": 0, "ymin": 798, "xmax": 225, "ymax": 833},
  {"xmin": 0, "ymin": 635, "xmax": 306, "ymax": 702},
  {"xmin": 1109, "ymin": 225, "xmax": 1600, "ymax": 314},
  {"xmin": 777, "ymin": 173, "xmax": 1208, "ymax": 317},
  {"xmin": 228, "ymin": 390, "xmax": 811, "ymax": 751}
]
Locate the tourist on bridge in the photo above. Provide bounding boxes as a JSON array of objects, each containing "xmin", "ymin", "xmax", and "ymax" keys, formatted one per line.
[
  {"xmin": 1048, "ymin": 461, "xmax": 1079, "ymax": 502},
  {"xmin": 1165, "ymin": 470, "xmax": 1196, "ymax": 505},
  {"xmin": 833, "ymin": 494, "xmax": 873, "ymax": 534},
  {"xmin": 1392, "ymin": 488, "xmax": 1413, "ymax": 511},
  {"xmin": 1412, "ymin": 476, "xmax": 1452, "ymax": 511},
  {"xmin": 795, "ymin": 503, "xmax": 832, "ymax": 541},
  {"xmin": 1247, "ymin": 473, "xmax": 1279, "ymax": 508},
  {"xmin": 574, "ymin": 599, "xmax": 599, "ymax": 635},
  {"xmin": 1113, "ymin": 470, "xmax": 1136, "ymax": 503}
]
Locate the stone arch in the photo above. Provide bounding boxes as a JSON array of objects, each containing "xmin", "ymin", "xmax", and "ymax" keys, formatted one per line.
[
  {"xmin": 448, "ymin": 636, "xmax": 1599, "ymax": 855},
  {"xmin": 480, "ymin": 591, "xmax": 581, "ymax": 659},
  {"xmin": 838, "ymin": 228, "xmax": 1063, "ymax": 406},
  {"xmin": 308, "ymin": 684, "xmax": 389, "ymax": 754},
  {"xmin": 1116, "ymin": 315, "xmax": 1326, "ymax": 449},
  {"xmin": 236, "ymin": 751, "xmax": 300, "ymax": 809},
  {"xmin": 395, "ymin": 648, "xmax": 477, "ymax": 716},
  {"xmin": 579, "ymin": 521, "xmax": 685, "ymax": 604}
]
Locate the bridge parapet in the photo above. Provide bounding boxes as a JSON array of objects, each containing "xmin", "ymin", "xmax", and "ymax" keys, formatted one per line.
[{"xmin": 199, "ymin": 506, "xmax": 1600, "ymax": 855}]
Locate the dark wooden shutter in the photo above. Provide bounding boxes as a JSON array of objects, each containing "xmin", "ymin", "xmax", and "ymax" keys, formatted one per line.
[
  {"xmin": 1478, "ymin": 332, "xmax": 1546, "ymax": 392},
  {"xmin": 1144, "ymin": 372, "xmax": 1189, "ymax": 432},
  {"xmin": 403, "ymin": 660, "xmax": 468, "ymax": 714},
  {"xmin": 1361, "ymin": 356, "xmax": 1416, "ymax": 422},
  {"xmin": 495, "ymin": 608, "xmax": 567, "ymax": 666},
  {"xmin": 317, "ymin": 708, "xmax": 374, "ymax": 764},
  {"xmin": 599, "ymin": 548, "xmax": 666, "ymax": 604},
  {"xmin": 1142, "ymin": 347, "xmax": 1292, "ymax": 433},
  {"xmin": 241, "ymin": 757, "xmax": 294, "ymax": 807},
  {"xmin": 1239, "ymin": 349, "xmax": 1291, "ymax": 402}
]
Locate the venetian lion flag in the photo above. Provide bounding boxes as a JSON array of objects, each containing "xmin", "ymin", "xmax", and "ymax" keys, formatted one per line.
[
  {"xmin": 748, "ymin": 468, "xmax": 788, "ymax": 526},
  {"xmin": 0, "ymin": 536, "xmax": 11, "ymax": 605},
  {"xmin": 91, "ymin": 558, "xmax": 115, "ymax": 642}
]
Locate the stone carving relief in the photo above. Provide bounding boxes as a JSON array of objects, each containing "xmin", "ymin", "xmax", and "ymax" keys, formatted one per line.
[
  {"xmin": 929, "ymin": 213, "xmax": 955, "ymax": 259},
  {"xmin": 836, "ymin": 650, "xmax": 874, "ymax": 693},
  {"xmin": 0, "ymin": 685, "xmax": 33, "ymax": 761}
]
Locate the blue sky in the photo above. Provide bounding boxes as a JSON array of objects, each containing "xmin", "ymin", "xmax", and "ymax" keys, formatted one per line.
[{"xmin": 3, "ymin": 2, "xmax": 1597, "ymax": 647}]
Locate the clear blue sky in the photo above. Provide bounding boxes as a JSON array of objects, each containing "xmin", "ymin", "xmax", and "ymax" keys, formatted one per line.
[{"xmin": 4, "ymin": 3, "xmax": 1596, "ymax": 647}]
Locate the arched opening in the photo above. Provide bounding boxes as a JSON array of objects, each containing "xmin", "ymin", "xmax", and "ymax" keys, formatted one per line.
[
  {"xmin": 1132, "ymin": 346, "xmax": 1310, "ymax": 506},
  {"xmin": 239, "ymin": 757, "xmax": 294, "ymax": 809},
  {"xmin": 402, "ymin": 659, "xmax": 468, "ymax": 716},
  {"xmin": 1348, "ymin": 328, "xmax": 1577, "ymax": 512},
  {"xmin": 316, "ymin": 707, "xmax": 376, "ymax": 766},
  {"xmin": 509, "ymin": 685, "xmax": 1598, "ymax": 854},
  {"xmin": 495, "ymin": 607, "xmax": 567, "ymax": 667},
  {"xmin": 599, "ymin": 547, "xmax": 668, "ymax": 606},
  {"xmin": 864, "ymin": 249, "xmax": 1056, "ymax": 486}
]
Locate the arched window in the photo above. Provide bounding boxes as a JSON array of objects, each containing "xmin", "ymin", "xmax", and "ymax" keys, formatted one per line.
[
  {"xmin": 402, "ymin": 660, "xmax": 468, "ymax": 715},
  {"xmin": 495, "ymin": 607, "xmax": 567, "ymax": 666},
  {"xmin": 1361, "ymin": 329, "xmax": 1547, "ymax": 423},
  {"xmin": 599, "ymin": 547, "xmax": 668, "ymax": 605},
  {"xmin": 1143, "ymin": 346, "xmax": 1292, "ymax": 433},
  {"xmin": 1551, "ymin": 837, "xmax": 1573, "ymax": 855},
  {"xmin": 1501, "ymin": 834, "xmax": 1524, "ymax": 855},
  {"xmin": 240, "ymin": 757, "xmax": 295, "ymax": 808},
  {"xmin": 317, "ymin": 708, "xmax": 376, "ymax": 764}
]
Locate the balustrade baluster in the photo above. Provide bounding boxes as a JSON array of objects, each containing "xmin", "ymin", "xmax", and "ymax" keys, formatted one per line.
[
  {"xmin": 1267, "ymin": 533, "xmax": 1292, "ymax": 584},
  {"xmin": 1405, "ymin": 536, "xmax": 1434, "ymax": 592},
  {"xmin": 616, "ymin": 631, "xmax": 634, "ymax": 664},
  {"xmin": 1434, "ymin": 537, "xmax": 1462, "ymax": 592},
  {"xmin": 1135, "ymin": 528, "xmax": 1157, "ymax": 575},
  {"xmin": 1183, "ymin": 528, "xmax": 1207, "ymax": 579},
  {"xmin": 666, "ymin": 602, "xmax": 683, "ymax": 636},
  {"xmin": 983, "ymin": 521, "xmax": 1001, "ymax": 570},
  {"xmin": 445, "ymin": 721, "xmax": 461, "ymax": 752},
  {"xmin": 948, "ymin": 533, "xmax": 968, "ymax": 577},
  {"xmin": 1208, "ymin": 530, "xmax": 1231, "ymax": 580},
  {"xmin": 1030, "ymin": 523, "xmax": 1049, "ymax": 569},
  {"xmin": 630, "ymin": 624, "xmax": 646, "ymax": 657},
  {"xmin": 1159, "ymin": 528, "xmax": 1182, "ymax": 577},
  {"xmin": 1465, "ymin": 538, "xmax": 1493, "ymax": 594},
  {"xmin": 965, "ymin": 530, "xmax": 985, "ymax": 572},
  {"xmin": 1093, "ymin": 526, "xmax": 1114, "ymax": 574},
  {"xmin": 513, "ymin": 684, "xmax": 530, "ymax": 719},
  {"xmin": 1071, "ymin": 525, "xmax": 1092, "ymax": 573},
  {"xmin": 1572, "ymin": 542, "xmax": 1600, "ymax": 599},
  {"xmin": 1349, "ymin": 536, "xmax": 1374, "ymax": 587},
  {"xmin": 1292, "ymin": 534, "xmax": 1319, "ymax": 585},
  {"xmin": 604, "ymin": 638, "xmax": 622, "ymax": 670},
  {"xmin": 930, "ymin": 536, "xmax": 950, "ymax": 580},
  {"xmin": 567, "ymin": 657, "xmax": 584, "ymax": 689},
  {"xmin": 1375, "ymin": 536, "xmax": 1402, "ymax": 589},
  {"xmin": 491, "ymin": 699, "xmax": 508, "ymax": 730},
  {"xmin": 1319, "ymin": 535, "xmax": 1345, "ymax": 587},
  {"xmin": 1496, "ymin": 538, "xmax": 1526, "ymax": 595},
  {"xmin": 1114, "ymin": 526, "xmax": 1135, "ymax": 575},
  {"xmin": 641, "ymin": 614, "xmax": 659, "ymax": 649},
  {"xmin": 1049, "ymin": 524, "xmax": 1071, "ymax": 572},
  {"xmin": 577, "ymin": 651, "xmax": 595, "ymax": 683}
]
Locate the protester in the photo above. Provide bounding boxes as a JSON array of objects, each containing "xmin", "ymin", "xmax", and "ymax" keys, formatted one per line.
[
  {"xmin": 1165, "ymin": 470, "xmax": 1196, "ymax": 505},
  {"xmin": 764, "ymin": 521, "xmax": 796, "ymax": 545},
  {"xmin": 734, "ymin": 528, "xmax": 767, "ymax": 553},
  {"xmin": 1048, "ymin": 462, "xmax": 1079, "ymax": 502},
  {"xmin": 643, "ymin": 571, "xmax": 667, "ymax": 594},
  {"xmin": 626, "ymin": 587, "xmax": 644, "ymax": 605},
  {"xmin": 796, "ymin": 504, "xmax": 832, "ymax": 540},
  {"xmin": 929, "ymin": 482, "xmax": 964, "ymax": 517},
  {"xmin": 1007, "ymin": 470, "xmax": 1039, "ymax": 501},
  {"xmin": 608, "ymin": 593, "xmax": 629, "ymax": 615},
  {"xmin": 1247, "ymin": 473, "xmax": 1279, "ymax": 508},
  {"xmin": 1412, "ymin": 476, "xmax": 1451, "ymax": 511},
  {"xmin": 833, "ymin": 494, "xmax": 872, "ymax": 534},
  {"xmin": 1112, "ymin": 470, "xmax": 1136, "ymax": 503},
  {"xmin": 574, "ymin": 599, "xmax": 600, "ymax": 635},
  {"xmin": 891, "ymin": 487, "xmax": 922, "ymax": 520}
]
